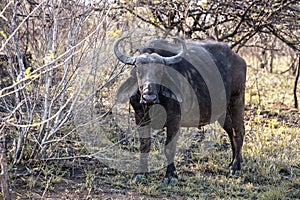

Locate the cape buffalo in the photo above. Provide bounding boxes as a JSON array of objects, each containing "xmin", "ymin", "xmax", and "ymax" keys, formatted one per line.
[{"xmin": 114, "ymin": 37, "xmax": 246, "ymax": 183}]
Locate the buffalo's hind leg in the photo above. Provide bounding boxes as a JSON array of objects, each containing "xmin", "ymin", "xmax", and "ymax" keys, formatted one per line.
[{"xmin": 221, "ymin": 95, "xmax": 245, "ymax": 174}]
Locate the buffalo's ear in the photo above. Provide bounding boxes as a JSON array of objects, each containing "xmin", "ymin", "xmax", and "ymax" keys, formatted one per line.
[{"xmin": 115, "ymin": 76, "xmax": 138, "ymax": 103}]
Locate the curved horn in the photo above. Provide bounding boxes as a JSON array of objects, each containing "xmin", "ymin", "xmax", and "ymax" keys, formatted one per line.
[
  {"xmin": 163, "ymin": 37, "xmax": 187, "ymax": 65},
  {"xmin": 114, "ymin": 36, "xmax": 136, "ymax": 65}
]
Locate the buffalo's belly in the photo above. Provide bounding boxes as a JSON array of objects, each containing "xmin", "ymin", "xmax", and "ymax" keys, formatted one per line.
[{"xmin": 179, "ymin": 104, "xmax": 225, "ymax": 127}]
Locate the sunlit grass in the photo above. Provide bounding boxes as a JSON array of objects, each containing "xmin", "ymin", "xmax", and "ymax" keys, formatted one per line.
[
  {"xmin": 111, "ymin": 63, "xmax": 300, "ymax": 199},
  {"xmin": 10, "ymin": 57, "xmax": 299, "ymax": 199}
]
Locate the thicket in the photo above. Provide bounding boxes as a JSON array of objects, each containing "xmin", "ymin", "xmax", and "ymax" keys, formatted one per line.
[{"xmin": 0, "ymin": 0, "xmax": 299, "ymax": 198}]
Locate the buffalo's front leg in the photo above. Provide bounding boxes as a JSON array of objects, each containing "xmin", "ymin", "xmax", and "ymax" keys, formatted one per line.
[
  {"xmin": 136, "ymin": 125, "xmax": 151, "ymax": 174},
  {"xmin": 130, "ymin": 96, "xmax": 152, "ymax": 179},
  {"xmin": 164, "ymin": 124, "xmax": 180, "ymax": 184},
  {"xmin": 131, "ymin": 125, "xmax": 151, "ymax": 183}
]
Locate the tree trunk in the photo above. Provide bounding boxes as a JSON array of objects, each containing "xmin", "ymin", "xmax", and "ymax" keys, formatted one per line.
[
  {"xmin": 269, "ymin": 38, "xmax": 276, "ymax": 73},
  {"xmin": 293, "ymin": 56, "xmax": 299, "ymax": 109},
  {"xmin": 0, "ymin": 132, "xmax": 10, "ymax": 200}
]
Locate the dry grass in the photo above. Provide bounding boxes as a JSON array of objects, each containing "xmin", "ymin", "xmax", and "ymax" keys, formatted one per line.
[{"xmin": 6, "ymin": 58, "xmax": 300, "ymax": 199}]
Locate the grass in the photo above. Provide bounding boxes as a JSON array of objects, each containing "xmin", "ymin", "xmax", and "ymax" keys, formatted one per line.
[{"xmin": 6, "ymin": 62, "xmax": 300, "ymax": 199}]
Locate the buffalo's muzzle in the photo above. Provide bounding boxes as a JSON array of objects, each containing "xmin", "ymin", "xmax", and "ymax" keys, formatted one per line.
[
  {"xmin": 140, "ymin": 83, "xmax": 160, "ymax": 105},
  {"xmin": 141, "ymin": 93, "xmax": 159, "ymax": 105}
]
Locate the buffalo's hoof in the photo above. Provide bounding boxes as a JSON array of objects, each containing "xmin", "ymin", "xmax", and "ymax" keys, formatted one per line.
[
  {"xmin": 163, "ymin": 171, "xmax": 178, "ymax": 185},
  {"xmin": 130, "ymin": 173, "xmax": 146, "ymax": 184},
  {"xmin": 230, "ymin": 168, "xmax": 242, "ymax": 176},
  {"xmin": 163, "ymin": 176, "xmax": 178, "ymax": 185},
  {"xmin": 229, "ymin": 160, "xmax": 242, "ymax": 175},
  {"xmin": 228, "ymin": 164, "xmax": 242, "ymax": 176}
]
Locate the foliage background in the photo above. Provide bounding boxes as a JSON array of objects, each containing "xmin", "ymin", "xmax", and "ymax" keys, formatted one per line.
[{"xmin": 0, "ymin": 0, "xmax": 299, "ymax": 199}]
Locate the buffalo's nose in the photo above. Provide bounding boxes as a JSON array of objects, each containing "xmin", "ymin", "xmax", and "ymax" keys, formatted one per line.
[{"xmin": 141, "ymin": 94, "xmax": 158, "ymax": 105}]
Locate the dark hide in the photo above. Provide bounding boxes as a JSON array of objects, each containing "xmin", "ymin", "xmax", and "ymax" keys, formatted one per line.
[{"xmin": 116, "ymin": 38, "xmax": 247, "ymax": 182}]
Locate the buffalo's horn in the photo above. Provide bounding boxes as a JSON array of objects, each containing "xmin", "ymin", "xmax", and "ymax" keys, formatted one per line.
[
  {"xmin": 162, "ymin": 37, "xmax": 187, "ymax": 65},
  {"xmin": 114, "ymin": 36, "xmax": 136, "ymax": 65}
]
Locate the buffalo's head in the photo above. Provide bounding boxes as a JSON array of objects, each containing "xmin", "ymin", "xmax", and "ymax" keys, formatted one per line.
[{"xmin": 114, "ymin": 37, "xmax": 187, "ymax": 105}]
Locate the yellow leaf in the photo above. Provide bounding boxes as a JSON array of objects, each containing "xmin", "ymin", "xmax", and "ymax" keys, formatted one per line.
[
  {"xmin": 49, "ymin": 50, "xmax": 56, "ymax": 59},
  {"xmin": 25, "ymin": 84, "xmax": 33, "ymax": 91},
  {"xmin": 200, "ymin": 0, "xmax": 208, "ymax": 8},
  {"xmin": 25, "ymin": 67, "xmax": 32, "ymax": 76},
  {"xmin": 106, "ymin": 29, "xmax": 122, "ymax": 38},
  {"xmin": 32, "ymin": 74, "xmax": 39, "ymax": 79},
  {"xmin": 43, "ymin": 50, "xmax": 56, "ymax": 64},
  {"xmin": 150, "ymin": 17, "xmax": 157, "ymax": 23},
  {"xmin": 0, "ymin": 30, "xmax": 7, "ymax": 39}
]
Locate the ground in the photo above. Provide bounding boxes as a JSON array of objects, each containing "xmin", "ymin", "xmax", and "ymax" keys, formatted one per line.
[{"xmin": 5, "ymin": 67, "xmax": 300, "ymax": 199}]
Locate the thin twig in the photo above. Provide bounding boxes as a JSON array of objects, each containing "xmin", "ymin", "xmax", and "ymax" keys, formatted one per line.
[{"xmin": 0, "ymin": 0, "xmax": 48, "ymax": 52}]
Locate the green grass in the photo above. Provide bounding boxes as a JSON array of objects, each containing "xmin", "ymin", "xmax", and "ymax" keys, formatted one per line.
[{"xmin": 7, "ymin": 64, "xmax": 300, "ymax": 199}]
